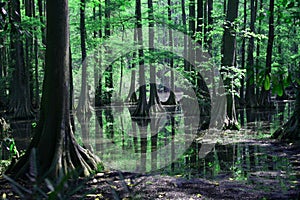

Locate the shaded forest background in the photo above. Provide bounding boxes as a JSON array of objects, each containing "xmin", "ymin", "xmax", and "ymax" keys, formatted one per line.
[{"xmin": 0, "ymin": 0, "xmax": 298, "ymax": 120}]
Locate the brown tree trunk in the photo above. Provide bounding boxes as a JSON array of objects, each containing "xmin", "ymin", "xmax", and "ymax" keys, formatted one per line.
[
  {"xmin": 245, "ymin": 0, "xmax": 257, "ymax": 107},
  {"xmin": 77, "ymin": 0, "xmax": 92, "ymax": 149},
  {"xmin": 188, "ymin": 0, "xmax": 196, "ymax": 73},
  {"xmin": 103, "ymin": 0, "xmax": 113, "ymax": 105},
  {"xmin": 259, "ymin": 0, "xmax": 274, "ymax": 107},
  {"xmin": 126, "ymin": 29, "xmax": 138, "ymax": 104},
  {"xmin": 163, "ymin": 0, "xmax": 177, "ymax": 106},
  {"xmin": 196, "ymin": 0, "xmax": 203, "ymax": 47},
  {"xmin": 25, "ymin": 0, "xmax": 35, "ymax": 107},
  {"xmin": 77, "ymin": 0, "xmax": 90, "ymax": 114},
  {"xmin": 132, "ymin": 0, "xmax": 149, "ymax": 118},
  {"xmin": 181, "ymin": 0, "xmax": 189, "ymax": 71},
  {"xmin": 6, "ymin": 0, "xmax": 100, "ymax": 178},
  {"xmin": 240, "ymin": 0, "xmax": 246, "ymax": 104},
  {"xmin": 272, "ymin": 88, "xmax": 300, "ymax": 140},
  {"xmin": 147, "ymin": 0, "xmax": 164, "ymax": 111},
  {"xmin": 0, "ymin": 25, "xmax": 7, "ymax": 106},
  {"xmin": 8, "ymin": 0, "xmax": 34, "ymax": 119},
  {"xmin": 95, "ymin": 1, "xmax": 103, "ymax": 107},
  {"xmin": 255, "ymin": 0, "xmax": 262, "ymax": 99},
  {"xmin": 37, "ymin": 0, "xmax": 46, "ymax": 45},
  {"xmin": 221, "ymin": 0, "xmax": 239, "ymax": 130},
  {"xmin": 33, "ymin": 0, "xmax": 40, "ymax": 109},
  {"xmin": 207, "ymin": 0, "xmax": 213, "ymax": 51}
]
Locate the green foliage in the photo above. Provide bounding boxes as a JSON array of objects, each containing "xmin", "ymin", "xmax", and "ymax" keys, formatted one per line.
[
  {"xmin": 0, "ymin": 119, "xmax": 19, "ymax": 161},
  {"xmin": 0, "ymin": 160, "xmax": 10, "ymax": 175},
  {"xmin": 221, "ymin": 66, "xmax": 246, "ymax": 98},
  {"xmin": 264, "ymin": 74, "xmax": 271, "ymax": 91}
]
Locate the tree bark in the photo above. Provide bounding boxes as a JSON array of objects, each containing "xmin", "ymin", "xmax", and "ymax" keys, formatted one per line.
[
  {"xmin": 255, "ymin": 0, "xmax": 262, "ymax": 99},
  {"xmin": 6, "ymin": 0, "xmax": 100, "ymax": 178},
  {"xmin": 272, "ymin": 88, "xmax": 300, "ymax": 140},
  {"xmin": 147, "ymin": 0, "xmax": 164, "ymax": 111},
  {"xmin": 77, "ymin": 0, "xmax": 90, "ymax": 115},
  {"xmin": 103, "ymin": 0, "xmax": 113, "ymax": 105},
  {"xmin": 207, "ymin": 0, "xmax": 213, "ymax": 51},
  {"xmin": 95, "ymin": 1, "xmax": 103, "ymax": 107},
  {"xmin": 188, "ymin": 0, "xmax": 196, "ymax": 73},
  {"xmin": 163, "ymin": 0, "xmax": 177, "ymax": 106},
  {"xmin": 259, "ymin": 0, "xmax": 274, "ymax": 107},
  {"xmin": 221, "ymin": 0, "xmax": 240, "ymax": 130},
  {"xmin": 245, "ymin": 0, "xmax": 257, "ymax": 107},
  {"xmin": 132, "ymin": 0, "xmax": 149, "ymax": 118},
  {"xmin": 37, "ymin": 0, "xmax": 46, "ymax": 45},
  {"xmin": 181, "ymin": 0, "xmax": 189, "ymax": 71},
  {"xmin": 33, "ymin": 0, "xmax": 40, "ymax": 109},
  {"xmin": 8, "ymin": 0, "xmax": 34, "ymax": 119},
  {"xmin": 196, "ymin": 0, "xmax": 203, "ymax": 47},
  {"xmin": 240, "ymin": 0, "xmax": 246, "ymax": 104}
]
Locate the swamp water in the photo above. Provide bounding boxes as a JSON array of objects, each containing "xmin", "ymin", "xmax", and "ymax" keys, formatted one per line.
[{"xmin": 9, "ymin": 100, "xmax": 300, "ymax": 198}]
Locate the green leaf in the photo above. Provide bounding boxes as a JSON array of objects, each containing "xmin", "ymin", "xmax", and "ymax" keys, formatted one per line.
[
  {"xmin": 273, "ymin": 84, "xmax": 283, "ymax": 97},
  {"xmin": 277, "ymin": 87, "xmax": 284, "ymax": 97},
  {"xmin": 264, "ymin": 75, "xmax": 271, "ymax": 90}
]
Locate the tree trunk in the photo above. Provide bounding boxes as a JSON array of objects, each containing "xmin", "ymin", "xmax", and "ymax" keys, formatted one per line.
[
  {"xmin": 25, "ymin": 0, "xmax": 35, "ymax": 108},
  {"xmin": 259, "ymin": 0, "xmax": 274, "ymax": 107},
  {"xmin": 77, "ymin": 0, "xmax": 92, "ymax": 149},
  {"xmin": 196, "ymin": 0, "xmax": 203, "ymax": 47},
  {"xmin": 37, "ymin": 0, "xmax": 46, "ymax": 45},
  {"xmin": 33, "ymin": 0, "xmax": 40, "ymax": 109},
  {"xmin": 188, "ymin": 0, "xmax": 196, "ymax": 73},
  {"xmin": 69, "ymin": 45, "xmax": 75, "ymax": 133},
  {"xmin": 93, "ymin": 5, "xmax": 98, "ymax": 103},
  {"xmin": 126, "ymin": 29, "xmax": 138, "ymax": 104},
  {"xmin": 207, "ymin": 0, "xmax": 215, "ymax": 98},
  {"xmin": 207, "ymin": 0, "xmax": 213, "ymax": 51},
  {"xmin": 245, "ymin": 0, "xmax": 257, "ymax": 107},
  {"xmin": 95, "ymin": 2, "xmax": 103, "ymax": 107},
  {"xmin": 181, "ymin": 0, "xmax": 189, "ymax": 71},
  {"xmin": 221, "ymin": 0, "xmax": 239, "ymax": 130},
  {"xmin": 163, "ymin": 0, "xmax": 177, "ymax": 106},
  {"xmin": 272, "ymin": 88, "xmax": 300, "ymax": 140},
  {"xmin": 6, "ymin": 0, "xmax": 101, "ymax": 178},
  {"xmin": 8, "ymin": 0, "xmax": 34, "ymax": 119},
  {"xmin": 275, "ymin": 16, "xmax": 287, "ymax": 100},
  {"xmin": 103, "ymin": 0, "xmax": 113, "ymax": 105},
  {"xmin": 77, "ymin": 0, "xmax": 90, "ymax": 115},
  {"xmin": 147, "ymin": 0, "xmax": 164, "ymax": 112},
  {"xmin": 132, "ymin": 0, "xmax": 149, "ymax": 118},
  {"xmin": 255, "ymin": 0, "xmax": 262, "ymax": 99},
  {"xmin": 126, "ymin": 54, "xmax": 138, "ymax": 104},
  {"xmin": 0, "ymin": 28, "xmax": 7, "ymax": 107},
  {"xmin": 240, "ymin": 0, "xmax": 246, "ymax": 104},
  {"xmin": 203, "ymin": 0, "xmax": 207, "ymax": 44}
]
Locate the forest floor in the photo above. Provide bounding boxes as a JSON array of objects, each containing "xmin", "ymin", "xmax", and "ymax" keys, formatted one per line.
[{"xmin": 0, "ymin": 140, "xmax": 300, "ymax": 199}]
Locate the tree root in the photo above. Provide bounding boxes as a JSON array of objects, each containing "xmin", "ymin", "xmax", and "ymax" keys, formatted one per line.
[
  {"xmin": 272, "ymin": 115, "xmax": 300, "ymax": 141},
  {"xmin": 161, "ymin": 91, "xmax": 177, "ymax": 106},
  {"xmin": 6, "ymin": 121, "xmax": 102, "ymax": 180}
]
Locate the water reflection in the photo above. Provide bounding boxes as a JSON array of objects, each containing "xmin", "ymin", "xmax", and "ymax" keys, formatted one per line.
[
  {"xmin": 91, "ymin": 105, "xmax": 195, "ymax": 173},
  {"xmin": 8, "ymin": 100, "xmax": 298, "ymax": 192},
  {"xmin": 159, "ymin": 140, "xmax": 299, "ymax": 193}
]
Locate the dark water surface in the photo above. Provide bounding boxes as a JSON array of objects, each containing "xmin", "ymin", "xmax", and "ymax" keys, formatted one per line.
[{"xmin": 9, "ymin": 100, "xmax": 300, "ymax": 196}]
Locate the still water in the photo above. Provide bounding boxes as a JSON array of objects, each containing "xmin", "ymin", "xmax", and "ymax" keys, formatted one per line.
[{"xmin": 9, "ymin": 100, "xmax": 299, "ymax": 195}]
